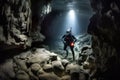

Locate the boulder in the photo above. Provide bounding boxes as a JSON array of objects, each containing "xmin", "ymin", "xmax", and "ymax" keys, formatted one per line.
[
  {"xmin": 61, "ymin": 75, "xmax": 71, "ymax": 80},
  {"xmin": 61, "ymin": 59, "xmax": 69, "ymax": 68},
  {"xmin": 43, "ymin": 64, "xmax": 53, "ymax": 73},
  {"xmin": 0, "ymin": 59, "xmax": 15, "ymax": 80},
  {"xmin": 30, "ymin": 63, "xmax": 41, "ymax": 75},
  {"xmin": 15, "ymin": 70, "xmax": 30, "ymax": 80},
  {"xmin": 52, "ymin": 60, "xmax": 64, "ymax": 70},
  {"xmin": 52, "ymin": 60, "xmax": 64, "ymax": 77},
  {"xmin": 38, "ymin": 73, "xmax": 60, "ymax": 80},
  {"xmin": 66, "ymin": 63, "xmax": 80, "ymax": 74},
  {"xmin": 13, "ymin": 56, "xmax": 28, "ymax": 72},
  {"xmin": 26, "ymin": 49, "xmax": 51, "ymax": 65}
]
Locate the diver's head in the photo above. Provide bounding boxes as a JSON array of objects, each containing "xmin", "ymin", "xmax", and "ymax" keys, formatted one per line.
[{"xmin": 66, "ymin": 28, "xmax": 72, "ymax": 34}]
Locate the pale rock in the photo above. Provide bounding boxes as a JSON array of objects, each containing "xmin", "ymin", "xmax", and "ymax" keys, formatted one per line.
[
  {"xmin": 15, "ymin": 70, "xmax": 30, "ymax": 80},
  {"xmin": 66, "ymin": 63, "xmax": 80, "ymax": 74}
]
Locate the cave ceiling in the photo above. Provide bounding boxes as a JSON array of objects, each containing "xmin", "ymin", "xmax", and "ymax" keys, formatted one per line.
[{"xmin": 51, "ymin": 0, "xmax": 92, "ymax": 12}]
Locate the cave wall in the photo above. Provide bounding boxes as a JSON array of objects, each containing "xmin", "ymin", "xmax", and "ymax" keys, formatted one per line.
[
  {"xmin": 0, "ymin": 0, "xmax": 52, "ymax": 51},
  {"xmin": 88, "ymin": 0, "xmax": 120, "ymax": 79},
  {"xmin": 0, "ymin": 0, "xmax": 52, "ymax": 66},
  {"xmin": 0, "ymin": 0, "xmax": 32, "ymax": 50},
  {"xmin": 31, "ymin": 0, "xmax": 52, "ymax": 43}
]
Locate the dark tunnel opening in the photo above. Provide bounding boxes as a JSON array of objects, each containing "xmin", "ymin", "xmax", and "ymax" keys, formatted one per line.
[{"xmin": 40, "ymin": 0, "xmax": 93, "ymax": 50}]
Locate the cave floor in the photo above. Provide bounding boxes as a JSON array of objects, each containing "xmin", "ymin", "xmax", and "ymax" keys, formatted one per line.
[{"xmin": 44, "ymin": 34, "xmax": 91, "ymax": 62}]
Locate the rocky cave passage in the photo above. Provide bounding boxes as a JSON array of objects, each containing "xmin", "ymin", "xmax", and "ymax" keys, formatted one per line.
[{"xmin": 0, "ymin": 0, "xmax": 120, "ymax": 80}]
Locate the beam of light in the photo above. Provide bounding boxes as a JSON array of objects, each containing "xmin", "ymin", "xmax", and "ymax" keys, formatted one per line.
[
  {"xmin": 64, "ymin": 9, "xmax": 79, "ymax": 35},
  {"xmin": 68, "ymin": 10, "xmax": 75, "ymax": 20},
  {"xmin": 67, "ymin": 9, "xmax": 76, "ymax": 25}
]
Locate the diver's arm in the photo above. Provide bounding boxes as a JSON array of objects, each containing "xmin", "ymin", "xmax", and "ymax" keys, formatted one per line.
[
  {"xmin": 61, "ymin": 35, "xmax": 65, "ymax": 43},
  {"xmin": 61, "ymin": 35, "xmax": 65, "ymax": 42},
  {"xmin": 72, "ymin": 35, "xmax": 77, "ymax": 42}
]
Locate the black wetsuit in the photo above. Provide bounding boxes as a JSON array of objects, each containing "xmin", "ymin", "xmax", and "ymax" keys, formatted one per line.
[{"xmin": 62, "ymin": 33, "xmax": 77, "ymax": 60}]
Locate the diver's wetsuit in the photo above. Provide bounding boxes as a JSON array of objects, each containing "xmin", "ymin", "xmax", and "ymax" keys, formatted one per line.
[{"xmin": 62, "ymin": 33, "xmax": 77, "ymax": 60}]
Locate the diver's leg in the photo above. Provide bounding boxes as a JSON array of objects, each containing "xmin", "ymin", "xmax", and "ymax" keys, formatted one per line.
[
  {"xmin": 64, "ymin": 44, "xmax": 68, "ymax": 58},
  {"xmin": 70, "ymin": 46, "xmax": 75, "ymax": 61}
]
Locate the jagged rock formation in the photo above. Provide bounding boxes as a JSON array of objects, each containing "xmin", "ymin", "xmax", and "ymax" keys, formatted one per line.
[
  {"xmin": 0, "ymin": 0, "xmax": 52, "ymax": 51},
  {"xmin": 0, "ymin": 48, "xmax": 93, "ymax": 80},
  {"xmin": 75, "ymin": 34, "xmax": 92, "ymax": 52},
  {"xmin": 31, "ymin": 0, "xmax": 52, "ymax": 44},
  {"xmin": 0, "ymin": 0, "xmax": 32, "ymax": 50},
  {"xmin": 88, "ymin": 0, "xmax": 120, "ymax": 80}
]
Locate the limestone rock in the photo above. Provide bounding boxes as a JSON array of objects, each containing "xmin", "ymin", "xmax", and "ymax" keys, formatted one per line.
[
  {"xmin": 30, "ymin": 63, "xmax": 41, "ymax": 75},
  {"xmin": 43, "ymin": 64, "xmax": 53, "ymax": 73},
  {"xmin": 13, "ymin": 56, "xmax": 28, "ymax": 72},
  {"xmin": 61, "ymin": 75, "xmax": 71, "ymax": 80},
  {"xmin": 52, "ymin": 60, "xmax": 64, "ymax": 70},
  {"xmin": 61, "ymin": 59, "xmax": 69, "ymax": 67},
  {"xmin": 15, "ymin": 70, "xmax": 30, "ymax": 80},
  {"xmin": 88, "ymin": 0, "xmax": 120, "ymax": 79},
  {"xmin": 38, "ymin": 73, "xmax": 60, "ymax": 80},
  {"xmin": 0, "ymin": 59, "xmax": 15, "ymax": 80},
  {"xmin": 0, "ymin": 0, "xmax": 32, "ymax": 50},
  {"xmin": 66, "ymin": 63, "xmax": 80, "ymax": 74},
  {"xmin": 52, "ymin": 60, "xmax": 64, "ymax": 77}
]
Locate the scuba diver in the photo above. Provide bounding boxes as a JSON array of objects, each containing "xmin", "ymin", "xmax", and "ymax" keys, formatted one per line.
[{"xmin": 61, "ymin": 28, "xmax": 77, "ymax": 61}]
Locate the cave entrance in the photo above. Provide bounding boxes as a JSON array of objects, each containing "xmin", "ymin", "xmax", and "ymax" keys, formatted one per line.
[{"xmin": 41, "ymin": 0, "xmax": 93, "ymax": 59}]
